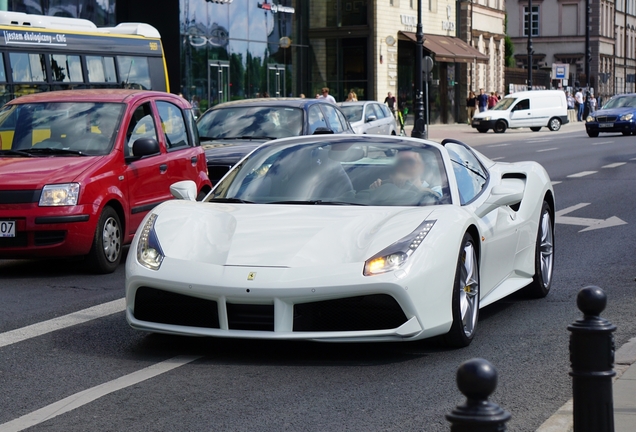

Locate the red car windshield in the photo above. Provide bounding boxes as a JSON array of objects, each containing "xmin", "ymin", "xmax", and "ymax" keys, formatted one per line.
[{"xmin": 0, "ymin": 102, "xmax": 124, "ymax": 156}]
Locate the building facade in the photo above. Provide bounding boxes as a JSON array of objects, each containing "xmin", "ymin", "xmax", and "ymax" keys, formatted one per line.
[{"xmin": 507, "ymin": 0, "xmax": 636, "ymax": 102}]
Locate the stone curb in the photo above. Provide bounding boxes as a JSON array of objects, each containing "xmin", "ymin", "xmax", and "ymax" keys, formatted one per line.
[{"xmin": 535, "ymin": 337, "xmax": 636, "ymax": 432}]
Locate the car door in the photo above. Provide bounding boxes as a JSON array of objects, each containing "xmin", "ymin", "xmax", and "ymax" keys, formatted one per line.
[
  {"xmin": 508, "ymin": 98, "xmax": 532, "ymax": 128},
  {"xmin": 445, "ymin": 142, "xmax": 519, "ymax": 297},
  {"xmin": 155, "ymin": 100, "xmax": 204, "ymax": 193},
  {"xmin": 379, "ymin": 104, "xmax": 396, "ymax": 134},
  {"xmin": 123, "ymin": 100, "xmax": 172, "ymax": 236},
  {"xmin": 364, "ymin": 104, "xmax": 382, "ymax": 134}
]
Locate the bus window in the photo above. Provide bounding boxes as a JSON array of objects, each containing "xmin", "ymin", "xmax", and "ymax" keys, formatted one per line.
[
  {"xmin": 117, "ymin": 56, "xmax": 151, "ymax": 90},
  {"xmin": 86, "ymin": 56, "xmax": 117, "ymax": 83},
  {"xmin": 0, "ymin": 55, "xmax": 6, "ymax": 82},
  {"xmin": 10, "ymin": 53, "xmax": 46, "ymax": 82},
  {"xmin": 50, "ymin": 55, "xmax": 83, "ymax": 82}
]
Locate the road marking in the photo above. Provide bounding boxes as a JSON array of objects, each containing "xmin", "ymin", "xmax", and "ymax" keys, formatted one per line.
[
  {"xmin": 591, "ymin": 141, "xmax": 612, "ymax": 145},
  {"xmin": 0, "ymin": 355, "xmax": 201, "ymax": 432},
  {"xmin": 630, "ymin": 158, "xmax": 636, "ymax": 161},
  {"xmin": 491, "ymin": 157, "xmax": 505, "ymax": 161},
  {"xmin": 0, "ymin": 298, "xmax": 125, "ymax": 349},
  {"xmin": 551, "ymin": 181, "xmax": 562, "ymax": 185},
  {"xmin": 537, "ymin": 148, "xmax": 558, "ymax": 152},
  {"xmin": 556, "ymin": 203, "xmax": 627, "ymax": 232},
  {"xmin": 567, "ymin": 171, "xmax": 597, "ymax": 178},
  {"xmin": 526, "ymin": 139, "xmax": 551, "ymax": 143},
  {"xmin": 602, "ymin": 162, "xmax": 626, "ymax": 168},
  {"xmin": 488, "ymin": 143, "xmax": 510, "ymax": 148}
]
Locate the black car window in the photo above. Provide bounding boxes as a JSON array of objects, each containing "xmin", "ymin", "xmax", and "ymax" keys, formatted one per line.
[
  {"xmin": 126, "ymin": 103, "xmax": 158, "ymax": 156},
  {"xmin": 321, "ymin": 104, "xmax": 345, "ymax": 133},
  {"xmin": 307, "ymin": 104, "xmax": 329, "ymax": 133},
  {"xmin": 513, "ymin": 99, "xmax": 530, "ymax": 111}
]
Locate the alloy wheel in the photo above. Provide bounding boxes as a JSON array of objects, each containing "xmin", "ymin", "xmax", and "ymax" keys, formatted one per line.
[
  {"xmin": 459, "ymin": 241, "xmax": 480, "ymax": 337},
  {"xmin": 538, "ymin": 210, "xmax": 554, "ymax": 288},
  {"xmin": 101, "ymin": 216, "xmax": 121, "ymax": 263}
]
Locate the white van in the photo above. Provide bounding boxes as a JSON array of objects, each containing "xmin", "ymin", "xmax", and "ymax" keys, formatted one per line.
[{"xmin": 471, "ymin": 90, "xmax": 569, "ymax": 133}]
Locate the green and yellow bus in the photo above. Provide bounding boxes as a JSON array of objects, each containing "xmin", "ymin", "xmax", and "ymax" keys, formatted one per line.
[{"xmin": 0, "ymin": 11, "xmax": 169, "ymax": 104}]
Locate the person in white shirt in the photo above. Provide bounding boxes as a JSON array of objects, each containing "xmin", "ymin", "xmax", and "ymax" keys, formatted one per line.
[
  {"xmin": 575, "ymin": 89, "xmax": 584, "ymax": 121},
  {"xmin": 317, "ymin": 87, "xmax": 337, "ymax": 104}
]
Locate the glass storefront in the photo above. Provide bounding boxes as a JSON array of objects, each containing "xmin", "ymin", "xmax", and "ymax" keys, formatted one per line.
[
  {"xmin": 180, "ymin": 0, "xmax": 296, "ymax": 112},
  {"xmin": 2, "ymin": 0, "xmax": 116, "ymax": 25}
]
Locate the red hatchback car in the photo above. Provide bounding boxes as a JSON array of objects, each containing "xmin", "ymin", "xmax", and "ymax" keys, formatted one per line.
[{"xmin": 0, "ymin": 90, "xmax": 211, "ymax": 273}]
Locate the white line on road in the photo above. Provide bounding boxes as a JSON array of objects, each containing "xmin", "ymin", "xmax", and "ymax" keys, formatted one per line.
[
  {"xmin": 0, "ymin": 298, "xmax": 125, "ymax": 349},
  {"xmin": 488, "ymin": 143, "xmax": 510, "ymax": 148},
  {"xmin": 551, "ymin": 181, "xmax": 562, "ymax": 185},
  {"xmin": 567, "ymin": 171, "xmax": 598, "ymax": 178},
  {"xmin": 0, "ymin": 355, "xmax": 201, "ymax": 432},
  {"xmin": 631, "ymin": 158, "xmax": 636, "ymax": 161},
  {"xmin": 537, "ymin": 148, "xmax": 558, "ymax": 152},
  {"xmin": 602, "ymin": 162, "xmax": 626, "ymax": 169},
  {"xmin": 591, "ymin": 141, "xmax": 613, "ymax": 146},
  {"xmin": 526, "ymin": 139, "xmax": 551, "ymax": 143},
  {"xmin": 491, "ymin": 157, "xmax": 505, "ymax": 161}
]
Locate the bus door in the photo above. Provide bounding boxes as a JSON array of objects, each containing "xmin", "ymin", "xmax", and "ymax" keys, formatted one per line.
[
  {"xmin": 208, "ymin": 61, "xmax": 230, "ymax": 106},
  {"xmin": 267, "ymin": 64, "xmax": 286, "ymax": 98}
]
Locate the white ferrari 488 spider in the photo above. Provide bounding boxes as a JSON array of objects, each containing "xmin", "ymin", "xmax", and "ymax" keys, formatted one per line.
[{"xmin": 125, "ymin": 135, "xmax": 554, "ymax": 347}]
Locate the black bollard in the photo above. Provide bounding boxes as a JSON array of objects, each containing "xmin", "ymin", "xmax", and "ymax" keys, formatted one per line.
[
  {"xmin": 446, "ymin": 358, "xmax": 511, "ymax": 432},
  {"xmin": 568, "ymin": 286, "xmax": 616, "ymax": 432}
]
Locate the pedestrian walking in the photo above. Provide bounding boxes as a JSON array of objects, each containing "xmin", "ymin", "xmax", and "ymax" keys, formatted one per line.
[
  {"xmin": 575, "ymin": 88, "xmax": 584, "ymax": 121},
  {"xmin": 317, "ymin": 87, "xmax": 337, "ymax": 104},
  {"xmin": 466, "ymin": 91, "xmax": 477, "ymax": 124},
  {"xmin": 589, "ymin": 92, "xmax": 597, "ymax": 113},
  {"xmin": 384, "ymin": 92, "xmax": 397, "ymax": 117},
  {"xmin": 487, "ymin": 92, "xmax": 498, "ymax": 109},
  {"xmin": 477, "ymin": 88, "xmax": 488, "ymax": 112},
  {"xmin": 345, "ymin": 91, "xmax": 358, "ymax": 102}
]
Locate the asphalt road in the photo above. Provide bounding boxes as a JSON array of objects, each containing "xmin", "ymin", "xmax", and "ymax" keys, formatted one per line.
[{"xmin": 1, "ymin": 122, "xmax": 635, "ymax": 431}]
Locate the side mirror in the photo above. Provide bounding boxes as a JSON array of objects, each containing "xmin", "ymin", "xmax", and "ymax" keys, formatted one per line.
[
  {"xmin": 312, "ymin": 127, "xmax": 334, "ymax": 134},
  {"xmin": 170, "ymin": 180, "xmax": 198, "ymax": 201},
  {"xmin": 475, "ymin": 178, "xmax": 525, "ymax": 218},
  {"xmin": 131, "ymin": 137, "xmax": 160, "ymax": 158},
  {"xmin": 366, "ymin": 115, "xmax": 377, "ymax": 122}
]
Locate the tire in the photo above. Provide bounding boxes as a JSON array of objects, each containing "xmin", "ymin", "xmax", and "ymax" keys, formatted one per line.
[
  {"xmin": 530, "ymin": 127, "xmax": 542, "ymax": 132},
  {"xmin": 525, "ymin": 201, "xmax": 554, "ymax": 298},
  {"xmin": 442, "ymin": 232, "xmax": 480, "ymax": 348},
  {"xmin": 493, "ymin": 120, "xmax": 507, "ymax": 134},
  {"xmin": 477, "ymin": 128, "xmax": 488, "ymax": 133},
  {"xmin": 548, "ymin": 117, "xmax": 561, "ymax": 131},
  {"xmin": 587, "ymin": 131, "xmax": 599, "ymax": 138},
  {"xmin": 86, "ymin": 206, "xmax": 122, "ymax": 274}
]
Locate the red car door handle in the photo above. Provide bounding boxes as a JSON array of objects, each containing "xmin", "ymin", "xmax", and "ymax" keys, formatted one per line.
[
  {"xmin": 159, "ymin": 164, "xmax": 168, "ymax": 173},
  {"xmin": 190, "ymin": 156, "xmax": 198, "ymax": 164}
]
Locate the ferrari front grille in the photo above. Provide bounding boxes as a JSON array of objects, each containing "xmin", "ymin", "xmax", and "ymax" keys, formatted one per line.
[
  {"xmin": 134, "ymin": 287, "xmax": 220, "ymax": 329},
  {"xmin": 293, "ymin": 294, "xmax": 408, "ymax": 332}
]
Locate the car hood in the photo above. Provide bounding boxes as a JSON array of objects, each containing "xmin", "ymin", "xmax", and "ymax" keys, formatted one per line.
[
  {"xmin": 151, "ymin": 201, "xmax": 434, "ymax": 267},
  {"xmin": 201, "ymin": 139, "xmax": 267, "ymax": 165},
  {"xmin": 0, "ymin": 156, "xmax": 100, "ymax": 188},
  {"xmin": 592, "ymin": 107, "xmax": 635, "ymax": 117},
  {"xmin": 473, "ymin": 110, "xmax": 506, "ymax": 120}
]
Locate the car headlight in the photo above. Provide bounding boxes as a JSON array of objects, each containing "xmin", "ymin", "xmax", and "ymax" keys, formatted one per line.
[
  {"xmin": 620, "ymin": 113, "xmax": 633, "ymax": 121},
  {"xmin": 137, "ymin": 213, "xmax": 164, "ymax": 270},
  {"xmin": 363, "ymin": 220, "xmax": 436, "ymax": 276},
  {"xmin": 39, "ymin": 183, "xmax": 80, "ymax": 206},
  {"xmin": 586, "ymin": 116, "xmax": 595, "ymax": 122},
  {"xmin": 483, "ymin": 117, "xmax": 491, "ymax": 121}
]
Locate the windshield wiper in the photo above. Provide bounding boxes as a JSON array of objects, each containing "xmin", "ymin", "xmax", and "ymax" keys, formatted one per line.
[
  {"xmin": 269, "ymin": 200, "xmax": 366, "ymax": 206},
  {"xmin": 450, "ymin": 159, "xmax": 487, "ymax": 180},
  {"xmin": 207, "ymin": 197, "xmax": 255, "ymax": 204},
  {"xmin": 0, "ymin": 149, "xmax": 33, "ymax": 157},
  {"xmin": 21, "ymin": 148, "xmax": 86, "ymax": 156}
]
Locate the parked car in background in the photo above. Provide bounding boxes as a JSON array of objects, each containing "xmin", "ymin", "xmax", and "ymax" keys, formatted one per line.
[
  {"xmin": 338, "ymin": 101, "xmax": 397, "ymax": 135},
  {"xmin": 197, "ymin": 98, "xmax": 354, "ymax": 183},
  {"xmin": 585, "ymin": 93, "xmax": 636, "ymax": 137},
  {"xmin": 0, "ymin": 90, "xmax": 211, "ymax": 273},
  {"xmin": 471, "ymin": 90, "xmax": 568, "ymax": 133}
]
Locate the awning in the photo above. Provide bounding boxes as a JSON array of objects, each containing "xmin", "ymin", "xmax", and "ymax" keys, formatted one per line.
[{"xmin": 399, "ymin": 31, "xmax": 489, "ymax": 64}]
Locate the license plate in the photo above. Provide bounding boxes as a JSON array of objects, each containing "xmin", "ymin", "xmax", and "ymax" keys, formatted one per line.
[
  {"xmin": 473, "ymin": 121, "xmax": 480, "ymax": 125},
  {"xmin": 599, "ymin": 123, "xmax": 613, "ymax": 128},
  {"xmin": 0, "ymin": 220, "xmax": 16, "ymax": 238}
]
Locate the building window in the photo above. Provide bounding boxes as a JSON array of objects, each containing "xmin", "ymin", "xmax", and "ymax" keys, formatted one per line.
[{"xmin": 523, "ymin": 5, "xmax": 539, "ymax": 37}]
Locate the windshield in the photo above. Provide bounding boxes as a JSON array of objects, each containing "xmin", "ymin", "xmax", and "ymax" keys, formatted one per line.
[
  {"xmin": 602, "ymin": 96, "xmax": 636, "ymax": 109},
  {"xmin": 197, "ymin": 106, "xmax": 304, "ymax": 139},
  {"xmin": 208, "ymin": 138, "xmax": 451, "ymax": 206},
  {"xmin": 491, "ymin": 98, "xmax": 516, "ymax": 111},
  {"xmin": 340, "ymin": 105, "xmax": 363, "ymax": 122},
  {"xmin": 0, "ymin": 102, "xmax": 124, "ymax": 156}
]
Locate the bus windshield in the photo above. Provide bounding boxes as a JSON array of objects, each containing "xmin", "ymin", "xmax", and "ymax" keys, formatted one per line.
[{"xmin": 0, "ymin": 102, "xmax": 124, "ymax": 156}]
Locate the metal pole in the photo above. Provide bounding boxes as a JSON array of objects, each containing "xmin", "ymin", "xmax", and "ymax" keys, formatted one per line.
[
  {"xmin": 585, "ymin": 0, "xmax": 591, "ymax": 89},
  {"xmin": 527, "ymin": 0, "xmax": 533, "ymax": 90},
  {"xmin": 411, "ymin": 0, "xmax": 427, "ymax": 139},
  {"xmin": 568, "ymin": 286, "xmax": 616, "ymax": 432}
]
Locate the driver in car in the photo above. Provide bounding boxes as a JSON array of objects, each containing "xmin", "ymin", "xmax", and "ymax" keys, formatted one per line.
[{"xmin": 369, "ymin": 150, "xmax": 442, "ymax": 197}]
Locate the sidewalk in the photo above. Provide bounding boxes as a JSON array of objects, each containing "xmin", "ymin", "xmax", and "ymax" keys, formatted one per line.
[{"xmin": 535, "ymin": 337, "xmax": 636, "ymax": 432}]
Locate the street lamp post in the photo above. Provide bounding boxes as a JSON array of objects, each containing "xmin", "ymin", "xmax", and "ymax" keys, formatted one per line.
[
  {"xmin": 585, "ymin": 0, "xmax": 591, "ymax": 89},
  {"xmin": 411, "ymin": 0, "xmax": 427, "ymax": 139},
  {"xmin": 527, "ymin": 0, "xmax": 533, "ymax": 90}
]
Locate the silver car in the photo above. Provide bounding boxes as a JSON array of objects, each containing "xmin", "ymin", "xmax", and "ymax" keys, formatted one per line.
[{"xmin": 339, "ymin": 101, "xmax": 397, "ymax": 135}]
